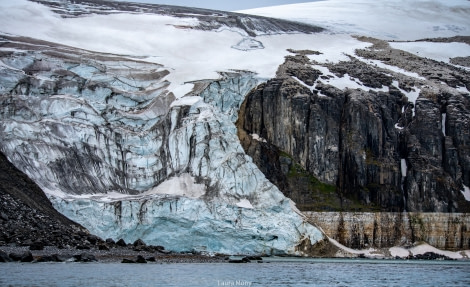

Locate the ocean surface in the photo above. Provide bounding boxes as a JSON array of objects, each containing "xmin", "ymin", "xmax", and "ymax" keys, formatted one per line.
[{"xmin": 1, "ymin": 258, "xmax": 469, "ymax": 287}]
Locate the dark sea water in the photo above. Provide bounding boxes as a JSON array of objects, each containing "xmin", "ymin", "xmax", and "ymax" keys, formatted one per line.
[{"xmin": 1, "ymin": 258, "xmax": 469, "ymax": 287}]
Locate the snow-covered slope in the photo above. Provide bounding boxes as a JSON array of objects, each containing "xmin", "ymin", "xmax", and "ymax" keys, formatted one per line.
[
  {"xmin": 240, "ymin": 0, "xmax": 470, "ymax": 40},
  {"xmin": 241, "ymin": 0, "xmax": 470, "ymax": 70},
  {"xmin": 0, "ymin": 0, "xmax": 324, "ymax": 95}
]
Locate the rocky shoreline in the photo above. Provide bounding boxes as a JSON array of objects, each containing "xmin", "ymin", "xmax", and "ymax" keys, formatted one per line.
[
  {"xmin": 0, "ymin": 243, "xmax": 228, "ymax": 264},
  {"xmin": 1, "ymin": 244, "xmax": 467, "ymax": 264}
]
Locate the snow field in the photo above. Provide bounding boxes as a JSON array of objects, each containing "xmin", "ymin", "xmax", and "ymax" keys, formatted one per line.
[{"xmin": 240, "ymin": 0, "xmax": 470, "ymax": 41}]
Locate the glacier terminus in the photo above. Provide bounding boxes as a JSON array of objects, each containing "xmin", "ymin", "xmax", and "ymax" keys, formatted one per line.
[{"xmin": 0, "ymin": 0, "xmax": 327, "ymax": 255}]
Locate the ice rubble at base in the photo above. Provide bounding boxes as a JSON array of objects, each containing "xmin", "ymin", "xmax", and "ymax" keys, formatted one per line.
[
  {"xmin": 389, "ymin": 243, "xmax": 467, "ymax": 260},
  {"xmin": 331, "ymin": 239, "xmax": 468, "ymax": 260}
]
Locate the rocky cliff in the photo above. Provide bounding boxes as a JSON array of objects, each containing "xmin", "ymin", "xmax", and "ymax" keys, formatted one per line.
[
  {"xmin": 238, "ymin": 38, "xmax": 470, "ymax": 213},
  {"xmin": 306, "ymin": 212, "xmax": 470, "ymax": 251}
]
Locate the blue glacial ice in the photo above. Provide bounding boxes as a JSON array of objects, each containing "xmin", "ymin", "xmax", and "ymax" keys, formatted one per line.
[{"xmin": 0, "ymin": 44, "xmax": 325, "ymax": 255}]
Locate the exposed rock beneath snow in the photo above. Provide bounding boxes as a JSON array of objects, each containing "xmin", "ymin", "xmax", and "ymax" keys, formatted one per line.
[
  {"xmin": 239, "ymin": 37, "xmax": 470, "ymax": 212},
  {"xmin": 355, "ymin": 36, "xmax": 470, "ymax": 90},
  {"xmin": 415, "ymin": 36, "xmax": 470, "ymax": 46},
  {"xmin": 450, "ymin": 56, "xmax": 470, "ymax": 68}
]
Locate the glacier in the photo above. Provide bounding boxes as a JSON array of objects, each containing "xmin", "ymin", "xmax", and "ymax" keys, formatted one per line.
[
  {"xmin": 0, "ymin": 31, "xmax": 324, "ymax": 254},
  {"xmin": 3, "ymin": 0, "xmax": 467, "ymax": 256}
]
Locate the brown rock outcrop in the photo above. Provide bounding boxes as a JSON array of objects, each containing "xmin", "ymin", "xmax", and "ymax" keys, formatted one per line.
[{"xmin": 306, "ymin": 212, "xmax": 470, "ymax": 250}]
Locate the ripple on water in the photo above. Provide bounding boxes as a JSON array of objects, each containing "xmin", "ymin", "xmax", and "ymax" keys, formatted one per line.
[{"xmin": 1, "ymin": 259, "xmax": 470, "ymax": 287}]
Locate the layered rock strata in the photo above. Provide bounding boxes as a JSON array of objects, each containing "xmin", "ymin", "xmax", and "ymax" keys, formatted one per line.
[{"xmin": 306, "ymin": 212, "xmax": 470, "ymax": 251}]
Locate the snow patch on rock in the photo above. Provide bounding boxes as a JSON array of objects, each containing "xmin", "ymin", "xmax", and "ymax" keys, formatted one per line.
[
  {"xmin": 409, "ymin": 243, "xmax": 463, "ymax": 260},
  {"xmin": 441, "ymin": 113, "xmax": 446, "ymax": 136},
  {"xmin": 392, "ymin": 80, "xmax": 421, "ymax": 116},
  {"xmin": 462, "ymin": 185, "xmax": 470, "ymax": 201},
  {"xmin": 389, "ymin": 246, "xmax": 411, "ymax": 258},
  {"xmin": 328, "ymin": 238, "xmax": 384, "ymax": 258},
  {"xmin": 390, "ymin": 41, "xmax": 470, "ymax": 64},
  {"xmin": 401, "ymin": 159, "xmax": 408, "ymax": 177},
  {"xmin": 251, "ymin": 133, "xmax": 267, "ymax": 143}
]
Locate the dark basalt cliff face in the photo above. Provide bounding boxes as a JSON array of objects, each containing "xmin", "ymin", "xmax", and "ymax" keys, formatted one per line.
[{"xmin": 238, "ymin": 42, "xmax": 470, "ymax": 213}]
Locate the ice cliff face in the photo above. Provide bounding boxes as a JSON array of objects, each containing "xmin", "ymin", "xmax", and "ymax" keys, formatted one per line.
[{"xmin": 0, "ymin": 33, "xmax": 324, "ymax": 254}]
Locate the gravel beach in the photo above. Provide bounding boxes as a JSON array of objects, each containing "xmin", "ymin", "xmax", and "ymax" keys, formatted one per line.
[{"xmin": 0, "ymin": 245, "xmax": 229, "ymax": 263}]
